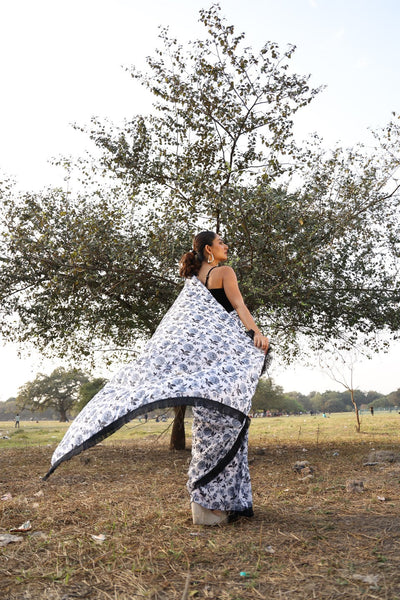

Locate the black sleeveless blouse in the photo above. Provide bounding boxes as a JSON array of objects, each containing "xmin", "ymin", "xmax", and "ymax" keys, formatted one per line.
[{"xmin": 204, "ymin": 267, "xmax": 234, "ymax": 313}]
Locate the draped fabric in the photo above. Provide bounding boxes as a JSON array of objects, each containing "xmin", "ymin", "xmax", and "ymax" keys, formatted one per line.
[
  {"xmin": 188, "ymin": 406, "xmax": 253, "ymax": 513},
  {"xmin": 44, "ymin": 276, "xmax": 264, "ymax": 481}
]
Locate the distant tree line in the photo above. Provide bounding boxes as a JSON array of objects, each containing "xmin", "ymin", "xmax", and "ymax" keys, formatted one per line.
[
  {"xmin": 251, "ymin": 379, "xmax": 400, "ymax": 415},
  {"xmin": 0, "ymin": 368, "xmax": 106, "ymax": 422},
  {"xmin": 0, "ymin": 397, "xmax": 59, "ymax": 421},
  {"xmin": 0, "ymin": 368, "xmax": 398, "ymax": 422}
]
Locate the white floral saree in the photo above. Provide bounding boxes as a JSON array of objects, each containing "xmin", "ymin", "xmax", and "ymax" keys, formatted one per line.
[{"xmin": 44, "ymin": 276, "xmax": 265, "ymax": 513}]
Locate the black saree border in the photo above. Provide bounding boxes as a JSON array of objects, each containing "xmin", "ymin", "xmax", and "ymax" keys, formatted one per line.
[
  {"xmin": 42, "ymin": 396, "xmax": 247, "ymax": 481},
  {"xmin": 192, "ymin": 415, "xmax": 251, "ymax": 490}
]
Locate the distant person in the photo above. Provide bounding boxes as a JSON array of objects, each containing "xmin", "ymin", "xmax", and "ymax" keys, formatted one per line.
[
  {"xmin": 370, "ymin": 406, "xmax": 374, "ymax": 416},
  {"xmin": 14, "ymin": 414, "xmax": 20, "ymax": 428}
]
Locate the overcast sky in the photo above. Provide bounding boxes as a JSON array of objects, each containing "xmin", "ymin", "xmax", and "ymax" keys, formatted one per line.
[{"xmin": 1, "ymin": 0, "xmax": 399, "ymax": 400}]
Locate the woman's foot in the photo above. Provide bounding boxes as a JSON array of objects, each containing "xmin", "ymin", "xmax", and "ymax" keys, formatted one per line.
[
  {"xmin": 227, "ymin": 507, "xmax": 254, "ymax": 523},
  {"xmin": 191, "ymin": 502, "xmax": 228, "ymax": 525}
]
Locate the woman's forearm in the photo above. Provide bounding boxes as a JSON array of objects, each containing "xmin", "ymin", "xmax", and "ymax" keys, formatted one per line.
[{"xmin": 235, "ymin": 303, "xmax": 262, "ymax": 335}]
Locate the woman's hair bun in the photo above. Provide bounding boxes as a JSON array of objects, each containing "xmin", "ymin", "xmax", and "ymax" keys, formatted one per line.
[
  {"xmin": 179, "ymin": 230, "xmax": 216, "ymax": 278},
  {"xmin": 179, "ymin": 248, "xmax": 202, "ymax": 278}
]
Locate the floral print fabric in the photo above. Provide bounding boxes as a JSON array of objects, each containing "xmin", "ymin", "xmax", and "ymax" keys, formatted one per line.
[
  {"xmin": 47, "ymin": 276, "xmax": 264, "ymax": 479},
  {"xmin": 188, "ymin": 406, "xmax": 253, "ymax": 512}
]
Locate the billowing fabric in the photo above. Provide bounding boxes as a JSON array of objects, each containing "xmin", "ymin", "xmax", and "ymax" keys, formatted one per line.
[
  {"xmin": 44, "ymin": 276, "xmax": 264, "ymax": 480},
  {"xmin": 188, "ymin": 406, "xmax": 253, "ymax": 512}
]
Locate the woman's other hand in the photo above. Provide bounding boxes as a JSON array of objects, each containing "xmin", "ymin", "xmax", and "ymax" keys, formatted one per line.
[{"xmin": 253, "ymin": 333, "xmax": 269, "ymax": 353}]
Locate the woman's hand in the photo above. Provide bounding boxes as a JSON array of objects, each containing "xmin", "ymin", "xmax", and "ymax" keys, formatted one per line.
[{"xmin": 253, "ymin": 333, "xmax": 269, "ymax": 353}]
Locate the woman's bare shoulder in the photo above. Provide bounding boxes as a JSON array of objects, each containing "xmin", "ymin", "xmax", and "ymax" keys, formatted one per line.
[{"xmin": 219, "ymin": 265, "xmax": 237, "ymax": 279}]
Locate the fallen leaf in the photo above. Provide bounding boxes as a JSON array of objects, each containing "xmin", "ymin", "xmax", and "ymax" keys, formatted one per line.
[
  {"xmin": 90, "ymin": 534, "xmax": 106, "ymax": 543},
  {"xmin": 10, "ymin": 520, "xmax": 32, "ymax": 533}
]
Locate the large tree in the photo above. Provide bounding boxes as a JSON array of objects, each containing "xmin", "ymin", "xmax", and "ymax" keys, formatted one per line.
[
  {"xmin": 16, "ymin": 368, "xmax": 88, "ymax": 422},
  {"xmin": 1, "ymin": 5, "xmax": 400, "ymax": 442}
]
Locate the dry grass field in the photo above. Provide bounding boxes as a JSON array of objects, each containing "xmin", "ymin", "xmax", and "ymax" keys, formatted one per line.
[{"xmin": 1, "ymin": 412, "xmax": 400, "ymax": 599}]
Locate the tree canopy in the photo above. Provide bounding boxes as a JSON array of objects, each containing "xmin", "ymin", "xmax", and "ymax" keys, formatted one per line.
[
  {"xmin": 1, "ymin": 4, "xmax": 400, "ymax": 365},
  {"xmin": 76, "ymin": 377, "xmax": 108, "ymax": 413},
  {"xmin": 16, "ymin": 367, "xmax": 88, "ymax": 422}
]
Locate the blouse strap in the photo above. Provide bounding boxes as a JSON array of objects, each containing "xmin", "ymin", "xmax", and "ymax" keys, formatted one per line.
[{"xmin": 205, "ymin": 266, "xmax": 218, "ymax": 289}]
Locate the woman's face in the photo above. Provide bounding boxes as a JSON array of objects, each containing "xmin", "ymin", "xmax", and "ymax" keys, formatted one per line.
[{"xmin": 207, "ymin": 235, "xmax": 228, "ymax": 263}]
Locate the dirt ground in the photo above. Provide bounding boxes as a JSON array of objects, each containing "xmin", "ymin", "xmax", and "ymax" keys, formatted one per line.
[{"xmin": 1, "ymin": 439, "xmax": 400, "ymax": 599}]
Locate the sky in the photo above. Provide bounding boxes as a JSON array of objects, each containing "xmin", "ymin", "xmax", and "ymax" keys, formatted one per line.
[{"xmin": 0, "ymin": 0, "xmax": 399, "ymax": 400}]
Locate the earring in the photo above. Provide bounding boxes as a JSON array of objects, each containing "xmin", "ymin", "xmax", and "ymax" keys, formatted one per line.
[{"xmin": 207, "ymin": 253, "xmax": 215, "ymax": 264}]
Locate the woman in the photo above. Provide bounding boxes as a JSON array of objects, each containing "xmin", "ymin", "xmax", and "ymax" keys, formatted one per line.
[
  {"xmin": 44, "ymin": 231, "xmax": 268, "ymax": 527},
  {"xmin": 180, "ymin": 231, "xmax": 269, "ymax": 524}
]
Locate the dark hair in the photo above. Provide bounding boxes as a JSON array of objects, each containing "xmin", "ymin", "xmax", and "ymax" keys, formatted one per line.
[{"xmin": 179, "ymin": 230, "xmax": 217, "ymax": 278}]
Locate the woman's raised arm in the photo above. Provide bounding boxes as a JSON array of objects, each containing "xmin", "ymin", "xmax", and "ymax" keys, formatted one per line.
[{"xmin": 220, "ymin": 266, "xmax": 269, "ymax": 353}]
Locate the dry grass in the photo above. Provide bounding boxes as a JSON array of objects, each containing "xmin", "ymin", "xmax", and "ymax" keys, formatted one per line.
[{"xmin": 1, "ymin": 415, "xmax": 400, "ymax": 599}]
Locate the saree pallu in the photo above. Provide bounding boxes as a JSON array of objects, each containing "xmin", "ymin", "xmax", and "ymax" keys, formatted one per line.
[{"xmin": 44, "ymin": 276, "xmax": 265, "ymax": 485}]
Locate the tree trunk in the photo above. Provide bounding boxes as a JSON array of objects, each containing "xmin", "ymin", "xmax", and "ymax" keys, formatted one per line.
[
  {"xmin": 59, "ymin": 405, "xmax": 69, "ymax": 422},
  {"xmin": 170, "ymin": 405, "xmax": 186, "ymax": 450},
  {"xmin": 350, "ymin": 390, "xmax": 361, "ymax": 433}
]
